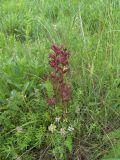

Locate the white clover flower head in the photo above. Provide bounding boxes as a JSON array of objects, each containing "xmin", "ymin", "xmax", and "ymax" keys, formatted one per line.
[
  {"xmin": 55, "ymin": 117, "xmax": 60, "ymax": 123},
  {"xmin": 60, "ymin": 128, "xmax": 66, "ymax": 136},
  {"xmin": 16, "ymin": 126, "xmax": 23, "ymax": 133},
  {"xmin": 68, "ymin": 126, "xmax": 74, "ymax": 132},
  {"xmin": 48, "ymin": 124, "xmax": 56, "ymax": 133}
]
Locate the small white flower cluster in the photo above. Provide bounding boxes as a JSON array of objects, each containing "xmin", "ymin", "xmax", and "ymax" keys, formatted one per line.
[
  {"xmin": 55, "ymin": 117, "xmax": 60, "ymax": 123},
  {"xmin": 60, "ymin": 126, "xmax": 74, "ymax": 136},
  {"xmin": 48, "ymin": 117, "xmax": 74, "ymax": 136},
  {"xmin": 60, "ymin": 128, "xmax": 66, "ymax": 136},
  {"xmin": 48, "ymin": 124, "xmax": 56, "ymax": 133}
]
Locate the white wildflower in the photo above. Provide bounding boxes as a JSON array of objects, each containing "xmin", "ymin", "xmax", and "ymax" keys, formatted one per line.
[
  {"xmin": 68, "ymin": 126, "xmax": 74, "ymax": 132},
  {"xmin": 60, "ymin": 128, "xmax": 66, "ymax": 136},
  {"xmin": 55, "ymin": 117, "xmax": 60, "ymax": 123},
  {"xmin": 48, "ymin": 124, "xmax": 56, "ymax": 133}
]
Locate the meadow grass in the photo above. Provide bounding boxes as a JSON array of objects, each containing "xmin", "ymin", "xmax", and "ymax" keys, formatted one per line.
[{"xmin": 0, "ymin": 0, "xmax": 120, "ymax": 159}]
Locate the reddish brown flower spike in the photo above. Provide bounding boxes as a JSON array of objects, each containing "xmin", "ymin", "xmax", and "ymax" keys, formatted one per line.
[
  {"xmin": 45, "ymin": 45, "xmax": 72, "ymax": 110},
  {"xmin": 47, "ymin": 98, "xmax": 56, "ymax": 106}
]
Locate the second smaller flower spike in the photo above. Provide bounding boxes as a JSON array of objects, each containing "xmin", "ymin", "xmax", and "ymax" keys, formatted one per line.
[{"xmin": 47, "ymin": 98, "xmax": 56, "ymax": 106}]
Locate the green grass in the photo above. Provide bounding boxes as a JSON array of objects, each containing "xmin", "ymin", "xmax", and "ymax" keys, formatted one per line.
[{"xmin": 0, "ymin": 0, "xmax": 120, "ymax": 159}]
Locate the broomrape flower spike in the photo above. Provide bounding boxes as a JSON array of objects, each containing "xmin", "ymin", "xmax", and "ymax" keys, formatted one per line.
[
  {"xmin": 44, "ymin": 44, "xmax": 72, "ymax": 114},
  {"xmin": 47, "ymin": 98, "xmax": 56, "ymax": 106}
]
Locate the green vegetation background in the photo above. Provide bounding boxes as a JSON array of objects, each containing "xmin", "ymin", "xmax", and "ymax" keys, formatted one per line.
[{"xmin": 0, "ymin": 0, "xmax": 120, "ymax": 159}]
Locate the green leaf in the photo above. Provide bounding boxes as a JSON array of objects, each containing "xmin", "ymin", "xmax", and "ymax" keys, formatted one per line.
[
  {"xmin": 22, "ymin": 82, "xmax": 30, "ymax": 94},
  {"xmin": 45, "ymin": 80, "xmax": 53, "ymax": 97},
  {"xmin": 44, "ymin": 112, "xmax": 51, "ymax": 121},
  {"xmin": 103, "ymin": 129, "xmax": 120, "ymax": 159},
  {"xmin": 64, "ymin": 136, "xmax": 72, "ymax": 152}
]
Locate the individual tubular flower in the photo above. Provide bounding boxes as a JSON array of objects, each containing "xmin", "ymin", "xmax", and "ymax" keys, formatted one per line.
[{"xmin": 49, "ymin": 45, "xmax": 70, "ymax": 69}]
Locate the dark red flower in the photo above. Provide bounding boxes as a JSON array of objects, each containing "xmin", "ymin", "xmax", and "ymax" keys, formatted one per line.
[
  {"xmin": 47, "ymin": 98, "xmax": 56, "ymax": 106},
  {"xmin": 49, "ymin": 60, "xmax": 57, "ymax": 67},
  {"xmin": 51, "ymin": 45, "xmax": 61, "ymax": 55}
]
